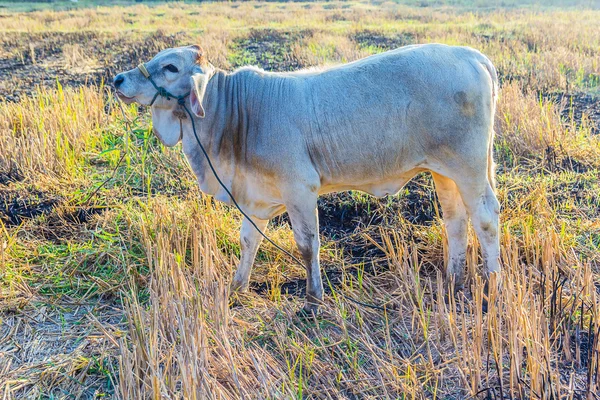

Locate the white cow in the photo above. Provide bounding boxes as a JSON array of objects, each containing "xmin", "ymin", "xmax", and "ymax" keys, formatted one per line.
[{"xmin": 114, "ymin": 43, "xmax": 500, "ymax": 313}]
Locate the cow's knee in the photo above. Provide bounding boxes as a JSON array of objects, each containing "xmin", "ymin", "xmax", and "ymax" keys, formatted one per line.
[{"xmin": 476, "ymin": 190, "xmax": 500, "ymax": 235}]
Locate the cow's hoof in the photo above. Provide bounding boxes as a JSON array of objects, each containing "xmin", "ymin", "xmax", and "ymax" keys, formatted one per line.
[
  {"xmin": 484, "ymin": 272, "xmax": 502, "ymax": 294},
  {"xmin": 454, "ymin": 281, "xmax": 465, "ymax": 294},
  {"xmin": 445, "ymin": 276, "xmax": 465, "ymax": 295},
  {"xmin": 297, "ymin": 304, "xmax": 319, "ymax": 320},
  {"xmin": 481, "ymin": 298, "xmax": 489, "ymax": 314},
  {"xmin": 443, "ymin": 281, "xmax": 464, "ymax": 304},
  {"xmin": 230, "ymin": 279, "xmax": 249, "ymax": 293}
]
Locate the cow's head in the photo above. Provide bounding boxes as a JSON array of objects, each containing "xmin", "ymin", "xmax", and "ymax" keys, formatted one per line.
[{"xmin": 113, "ymin": 45, "xmax": 214, "ymax": 147}]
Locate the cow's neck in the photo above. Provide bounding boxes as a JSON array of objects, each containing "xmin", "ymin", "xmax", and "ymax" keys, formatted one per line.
[{"xmin": 180, "ymin": 70, "xmax": 247, "ymax": 204}]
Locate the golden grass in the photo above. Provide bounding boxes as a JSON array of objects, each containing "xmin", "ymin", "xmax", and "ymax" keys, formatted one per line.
[
  {"xmin": 116, "ymin": 196, "xmax": 599, "ymax": 399},
  {"xmin": 0, "ymin": 85, "xmax": 107, "ymax": 182},
  {"xmin": 497, "ymin": 82, "xmax": 600, "ymax": 169},
  {"xmin": 0, "ymin": 1, "xmax": 599, "ymax": 398}
]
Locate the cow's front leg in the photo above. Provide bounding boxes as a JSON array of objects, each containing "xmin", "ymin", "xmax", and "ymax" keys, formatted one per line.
[
  {"xmin": 286, "ymin": 198, "xmax": 323, "ymax": 314},
  {"xmin": 231, "ymin": 217, "xmax": 268, "ymax": 292}
]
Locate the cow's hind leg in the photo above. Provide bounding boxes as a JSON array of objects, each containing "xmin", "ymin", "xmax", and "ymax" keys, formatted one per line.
[
  {"xmin": 454, "ymin": 176, "xmax": 501, "ymax": 279},
  {"xmin": 431, "ymin": 172, "xmax": 469, "ymax": 292},
  {"xmin": 231, "ymin": 217, "xmax": 269, "ymax": 292}
]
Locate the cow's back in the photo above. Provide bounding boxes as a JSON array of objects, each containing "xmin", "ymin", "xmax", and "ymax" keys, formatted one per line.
[{"xmin": 295, "ymin": 44, "xmax": 496, "ymax": 188}]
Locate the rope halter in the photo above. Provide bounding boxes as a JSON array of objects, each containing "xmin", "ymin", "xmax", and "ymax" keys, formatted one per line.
[{"xmin": 137, "ymin": 63, "xmax": 190, "ymax": 106}]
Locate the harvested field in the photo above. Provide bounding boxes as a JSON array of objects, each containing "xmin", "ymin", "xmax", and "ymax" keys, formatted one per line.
[{"xmin": 0, "ymin": 0, "xmax": 599, "ymax": 399}]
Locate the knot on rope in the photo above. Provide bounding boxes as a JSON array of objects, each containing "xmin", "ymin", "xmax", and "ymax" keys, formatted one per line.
[
  {"xmin": 157, "ymin": 87, "xmax": 170, "ymax": 100},
  {"xmin": 177, "ymin": 97, "xmax": 186, "ymax": 105}
]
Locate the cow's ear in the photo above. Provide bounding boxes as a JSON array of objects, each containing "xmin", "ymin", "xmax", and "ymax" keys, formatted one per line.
[{"xmin": 190, "ymin": 64, "xmax": 214, "ymax": 118}]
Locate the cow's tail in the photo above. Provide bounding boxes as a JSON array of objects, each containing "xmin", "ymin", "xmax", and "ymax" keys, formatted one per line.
[
  {"xmin": 487, "ymin": 129, "xmax": 496, "ymax": 191},
  {"xmin": 479, "ymin": 55, "xmax": 499, "ymax": 192}
]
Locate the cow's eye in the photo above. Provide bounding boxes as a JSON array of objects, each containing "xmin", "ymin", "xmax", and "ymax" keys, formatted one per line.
[{"xmin": 164, "ymin": 64, "xmax": 179, "ymax": 73}]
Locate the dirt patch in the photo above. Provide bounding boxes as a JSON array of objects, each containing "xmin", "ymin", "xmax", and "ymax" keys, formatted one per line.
[
  {"xmin": 0, "ymin": 31, "xmax": 105, "ymax": 102},
  {"xmin": 228, "ymin": 29, "xmax": 312, "ymax": 71},
  {"xmin": 352, "ymin": 30, "xmax": 416, "ymax": 51},
  {"xmin": 545, "ymin": 92, "xmax": 600, "ymax": 135},
  {"xmin": 36, "ymin": 206, "xmax": 109, "ymax": 243},
  {"xmin": 546, "ymin": 175, "xmax": 600, "ymax": 221},
  {"xmin": 0, "ymin": 166, "xmax": 24, "ymax": 186},
  {"xmin": 63, "ymin": 206, "xmax": 107, "ymax": 224},
  {"xmin": 544, "ymin": 145, "xmax": 595, "ymax": 174},
  {"xmin": 107, "ymin": 30, "xmax": 192, "ymax": 78},
  {"xmin": 316, "ymin": 173, "xmax": 437, "ymax": 238},
  {"xmin": 0, "ymin": 188, "xmax": 59, "ymax": 226},
  {"xmin": 0, "ymin": 30, "xmax": 192, "ymax": 102},
  {"xmin": 0, "ymin": 186, "xmax": 108, "ymax": 241},
  {"xmin": 0, "ymin": 302, "xmax": 121, "ymax": 398}
]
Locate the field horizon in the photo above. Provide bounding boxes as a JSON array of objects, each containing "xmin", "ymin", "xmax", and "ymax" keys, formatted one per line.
[{"xmin": 1, "ymin": 1, "xmax": 599, "ymax": 399}]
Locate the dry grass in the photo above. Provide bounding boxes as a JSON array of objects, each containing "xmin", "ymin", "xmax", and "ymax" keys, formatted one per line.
[
  {"xmin": 0, "ymin": 1, "xmax": 599, "ymax": 399},
  {"xmin": 116, "ymin": 197, "xmax": 599, "ymax": 399},
  {"xmin": 0, "ymin": 85, "xmax": 108, "ymax": 182},
  {"xmin": 497, "ymin": 82, "xmax": 600, "ymax": 169}
]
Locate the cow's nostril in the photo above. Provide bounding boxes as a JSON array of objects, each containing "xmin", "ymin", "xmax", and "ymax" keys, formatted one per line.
[{"xmin": 113, "ymin": 74, "xmax": 125, "ymax": 88}]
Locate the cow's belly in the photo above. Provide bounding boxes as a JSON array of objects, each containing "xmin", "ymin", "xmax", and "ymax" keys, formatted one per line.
[{"xmin": 319, "ymin": 168, "xmax": 424, "ymax": 197}]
